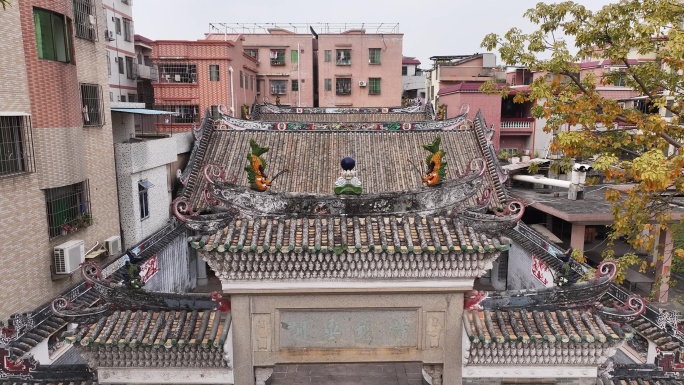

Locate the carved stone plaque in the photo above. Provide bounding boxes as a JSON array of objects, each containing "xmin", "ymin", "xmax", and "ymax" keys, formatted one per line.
[
  {"xmin": 253, "ymin": 313, "xmax": 272, "ymax": 352},
  {"xmin": 279, "ymin": 309, "xmax": 418, "ymax": 349},
  {"xmin": 425, "ymin": 311, "xmax": 444, "ymax": 349}
]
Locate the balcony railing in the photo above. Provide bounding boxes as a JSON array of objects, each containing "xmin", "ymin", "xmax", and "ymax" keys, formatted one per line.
[{"xmin": 500, "ymin": 118, "xmax": 534, "ymax": 130}]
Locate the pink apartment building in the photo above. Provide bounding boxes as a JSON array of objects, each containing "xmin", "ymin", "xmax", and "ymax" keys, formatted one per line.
[
  {"xmin": 150, "ymin": 38, "xmax": 258, "ymax": 131},
  {"xmin": 201, "ymin": 23, "xmax": 403, "ymax": 108}
]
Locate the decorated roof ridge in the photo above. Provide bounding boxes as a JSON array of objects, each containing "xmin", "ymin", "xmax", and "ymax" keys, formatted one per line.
[
  {"xmin": 214, "ymin": 110, "xmax": 469, "ymax": 131},
  {"xmin": 0, "ymin": 358, "xmax": 97, "ymax": 384},
  {"xmin": 186, "ymin": 213, "xmax": 512, "ymax": 255},
  {"xmin": 1, "ymin": 223, "xmax": 187, "ymax": 361},
  {"xmin": 472, "ymin": 109, "xmax": 508, "ymax": 203},
  {"xmin": 599, "ymin": 364, "xmax": 683, "ymax": 385},
  {"xmin": 50, "ymin": 262, "xmax": 229, "ymax": 325},
  {"xmin": 178, "ymin": 111, "xmax": 213, "ymax": 198},
  {"xmin": 255, "ymin": 103, "xmax": 430, "ymax": 115}
]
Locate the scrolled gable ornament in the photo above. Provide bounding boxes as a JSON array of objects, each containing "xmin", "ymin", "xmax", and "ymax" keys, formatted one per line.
[{"xmin": 421, "ymin": 136, "xmax": 447, "ymax": 187}]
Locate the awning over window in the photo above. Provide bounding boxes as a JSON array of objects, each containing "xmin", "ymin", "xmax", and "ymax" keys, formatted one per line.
[
  {"xmin": 139, "ymin": 180, "xmax": 154, "ymax": 189},
  {"xmin": 112, "ymin": 108, "xmax": 176, "ymax": 115}
]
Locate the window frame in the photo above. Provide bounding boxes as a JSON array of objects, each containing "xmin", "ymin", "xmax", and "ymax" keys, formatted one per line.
[
  {"xmin": 117, "ymin": 57, "xmax": 124, "ymax": 74},
  {"xmin": 402, "ymin": 66, "xmax": 408, "ymax": 76},
  {"xmin": 154, "ymin": 104, "xmax": 200, "ymax": 124},
  {"xmin": 324, "ymin": 78, "xmax": 332, "ymax": 92},
  {"xmin": 292, "ymin": 79, "xmax": 299, "ymax": 92},
  {"xmin": 114, "ymin": 17, "xmax": 121, "ymax": 35},
  {"xmin": 33, "ymin": 8, "xmax": 74, "ymax": 63},
  {"xmin": 324, "ymin": 50, "xmax": 332, "ymax": 63},
  {"xmin": 80, "ymin": 83, "xmax": 104, "ymax": 127},
  {"xmin": 270, "ymin": 80, "xmax": 287, "ymax": 95},
  {"xmin": 244, "ymin": 48, "xmax": 259, "ymax": 61},
  {"xmin": 73, "ymin": 0, "xmax": 97, "ymax": 41},
  {"xmin": 122, "ymin": 18, "xmax": 132, "ymax": 42},
  {"xmin": 138, "ymin": 180, "xmax": 151, "ymax": 220},
  {"xmin": 0, "ymin": 115, "xmax": 36, "ymax": 177},
  {"xmin": 209, "ymin": 64, "xmax": 220, "ymax": 81},
  {"xmin": 291, "ymin": 49, "xmax": 298, "ymax": 63},
  {"xmin": 369, "ymin": 77, "xmax": 381, "ymax": 95},
  {"xmin": 239, "ymin": 70, "xmax": 243, "ymax": 88},
  {"xmin": 335, "ymin": 78, "xmax": 352, "ymax": 95},
  {"xmin": 270, "ymin": 49, "xmax": 286, "ymax": 66},
  {"xmin": 45, "ymin": 180, "xmax": 92, "ymax": 239},
  {"xmin": 106, "ymin": 51, "xmax": 111, "ymax": 75},
  {"xmin": 125, "ymin": 56, "xmax": 135, "ymax": 79},
  {"xmin": 369, "ymin": 48, "xmax": 381, "ymax": 64},
  {"xmin": 336, "ymin": 49, "xmax": 351, "ymax": 66}
]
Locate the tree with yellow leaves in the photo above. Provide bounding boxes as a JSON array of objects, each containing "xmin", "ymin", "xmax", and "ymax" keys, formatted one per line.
[{"xmin": 482, "ymin": 0, "xmax": 684, "ymax": 296}]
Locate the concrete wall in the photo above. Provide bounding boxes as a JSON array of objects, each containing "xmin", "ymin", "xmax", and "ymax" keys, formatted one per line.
[
  {"xmin": 144, "ymin": 232, "xmax": 195, "ymax": 293},
  {"xmin": 438, "ymin": 92, "xmax": 502, "ymax": 149},
  {"xmin": 317, "ymin": 33, "xmax": 403, "ymax": 107},
  {"xmin": 505, "ymin": 242, "xmax": 549, "ymax": 290},
  {"xmin": 0, "ymin": 0, "xmax": 120, "ymax": 320}
]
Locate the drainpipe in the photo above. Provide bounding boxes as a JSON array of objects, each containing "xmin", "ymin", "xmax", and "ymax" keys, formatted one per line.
[
  {"xmin": 512, "ymin": 174, "xmax": 572, "ymax": 188},
  {"xmin": 228, "ymin": 66, "xmax": 235, "ymax": 117}
]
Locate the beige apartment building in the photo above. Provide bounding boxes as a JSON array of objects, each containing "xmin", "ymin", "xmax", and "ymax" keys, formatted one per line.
[
  {"xmin": 204, "ymin": 23, "xmax": 403, "ymax": 108},
  {"xmin": 0, "ymin": 0, "xmax": 120, "ymax": 320}
]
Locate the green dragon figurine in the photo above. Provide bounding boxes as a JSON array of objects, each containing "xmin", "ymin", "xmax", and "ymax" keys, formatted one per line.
[{"xmin": 422, "ymin": 136, "xmax": 447, "ymax": 186}]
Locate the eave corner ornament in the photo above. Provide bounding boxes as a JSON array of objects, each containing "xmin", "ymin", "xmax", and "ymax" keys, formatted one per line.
[
  {"xmin": 245, "ymin": 139, "xmax": 271, "ymax": 191},
  {"xmin": 422, "ymin": 136, "xmax": 447, "ymax": 187}
]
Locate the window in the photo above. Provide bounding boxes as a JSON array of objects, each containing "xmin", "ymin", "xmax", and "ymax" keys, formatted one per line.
[
  {"xmin": 114, "ymin": 17, "xmax": 121, "ymax": 35},
  {"xmin": 292, "ymin": 79, "xmax": 299, "ymax": 92},
  {"xmin": 117, "ymin": 57, "xmax": 124, "ymax": 74},
  {"xmin": 125, "ymin": 56, "xmax": 134, "ymax": 79},
  {"xmin": 120, "ymin": 95, "xmax": 126, "ymax": 102},
  {"xmin": 106, "ymin": 51, "xmax": 111, "ymax": 75},
  {"xmin": 665, "ymin": 99, "xmax": 674, "ymax": 118},
  {"xmin": 128, "ymin": 93, "xmax": 136, "ymax": 102},
  {"xmin": 210, "ymin": 105, "xmax": 220, "ymax": 119},
  {"xmin": 257, "ymin": 80, "xmax": 261, "ymax": 93},
  {"xmin": 245, "ymin": 74, "xmax": 249, "ymax": 89},
  {"xmin": 155, "ymin": 105, "xmax": 199, "ymax": 124},
  {"xmin": 369, "ymin": 78, "xmax": 381, "ymax": 95},
  {"xmin": 270, "ymin": 80, "xmax": 287, "ymax": 95},
  {"xmin": 33, "ymin": 8, "xmax": 73, "ymax": 63},
  {"xmin": 109, "ymin": 91, "xmax": 113, "ymax": 102},
  {"xmin": 123, "ymin": 18, "xmax": 131, "ymax": 42},
  {"xmin": 45, "ymin": 180, "xmax": 92, "ymax": 238},
  {"xmin": 291, "ymin": 49, "xmax": 298, "ymax": 63},
  {"xmin": 244, "ymin": 48, "xmax": 258, "ymax": 61},
  {"xmin": 324, "ymin": 78, "xmax": 332, "ymax": 92},
  {"xmin": 336, "ymin": 78, "xmax": 351, "ymax": 95},
  {"xmin": 613, "ymin": 71, "xmax": 626, "ymax": 86},
  {"xmin": 369, "ymin": 48, "xmax": 381, "ymax": 64},
  {"xmin": 239, "ymin": 70, "xmax": 243, "ymax": 88},
  {"xmin": 324, "ymin": 50, "xmax": 332, "ymax": 63},
  {"xmin": 0, "ymin": 115, "xmax": 35, "ymax": 176},
  {"xmin": 402, "ymin": 66, "xmax": 407, "ymax": 76},
  {"xmin": 80, "ymin": 83, "xmax": 104, "ymax": 126},
  {"xmin": 251, "ymin": 75, "xmax": 255, "ymax": 90},
  {"xmin": 270, "ymin": 49, "xmax": 285, "ymax": 65},
  {"xmin": 209, "ymin": 64, "xmax": 220, "ymax": 81},
  {"xmin": 138, "ymin": 180, "xmax": 152, "ymax": 220},
  {"xmin": 73, "ymin": 0, "xmax": 96, "ymax": 41},
  {"xmin": 158, "ymin": 63, "xmax": 197, "ymax": 83},
  {"xmin": 336, "ymin": 49, "xmax": 351, "ymax": 65}
]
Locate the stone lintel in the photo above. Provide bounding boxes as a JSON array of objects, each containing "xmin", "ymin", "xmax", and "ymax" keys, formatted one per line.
[
  {"xmin": 222, "ymin": 279, "xmax": 474, "ymax": 294},
  {"xmin": 97, "ymin": 367, "xmax": 233, "ymax": 384}
]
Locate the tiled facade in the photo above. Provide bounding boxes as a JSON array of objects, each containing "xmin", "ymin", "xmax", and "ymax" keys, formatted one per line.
[
  {"xmin": 103, "ymin": 0, "xmax": 137, "ymax": 103},
  {"xmin": 0, "ymin": 0, "xmax": 120, "ymax": 320}
]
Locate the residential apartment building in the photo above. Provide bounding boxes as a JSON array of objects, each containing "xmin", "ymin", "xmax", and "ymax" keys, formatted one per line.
[
  {"xmin": 134, "ymin": 34, "xmax": 157, "ymax": 108},
  {"xmin": 0, "ymin": 0, "xmax": 120, "ymax": 320},
  {"xmin": 202, "ymin": 23, "xmax": 403, "ymax": 108},
  {"xmin": 401, "ymin": 56, "xmax": 426, "ymax": 104},
  {"xmin": 102, "ymin": 0, "xmax": 137, "ymax": 103},
  {"xmin": 150, "ymin": 38, "xmax": 258, "ymax": 131}
]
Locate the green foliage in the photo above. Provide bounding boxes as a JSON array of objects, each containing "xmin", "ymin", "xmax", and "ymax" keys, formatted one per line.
[
  {"xmin": 527, "ymin": 161, "xmax": 542, "ymax": 174},
  {"xmin": 498, "ymin": 149, "xmax": 511, "ymax": 161},
  {"xmin": 550, "ymin": 157, "xmax": 573, "ymax": 174},
  {"xmin": 1, "ymin": 1, "xmax": 10, "ymax": 10}
]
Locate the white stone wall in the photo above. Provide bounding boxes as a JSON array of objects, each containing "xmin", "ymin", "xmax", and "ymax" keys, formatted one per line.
[{"xmin": 504, "ymin": 242, "xmax": 548, "ymax": 290}]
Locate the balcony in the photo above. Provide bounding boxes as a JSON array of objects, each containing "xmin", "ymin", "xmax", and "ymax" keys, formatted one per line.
[
  {"xmin": 500, "ymin": 118, "xmax": 534, "ymax": 135},
  {"xmin": 137, "ymin": 64, "xmax": 158, "ymax": 81}
]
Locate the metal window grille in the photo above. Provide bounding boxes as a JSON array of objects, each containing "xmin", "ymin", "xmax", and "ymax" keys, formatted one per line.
[
  {"xmin": 138, "ymin": 180, "xmax": 151, "ymax": 219},
  {"xmin": 155, "ymin": 105, "xmax": 199, "ymax": 124},
  {"xmin": 369, "ymin": 77, "xmax": 381, "ymax": 95},
  {"xmin": 0, "ymin": 115, "xmax": 35, "ymax": 177},
  {"xmin": 80, "ymin": 83, "xmax": 104, "ymax": 126},
  {"xmin": 73, "ymin": 0, "xmax": 97, "ymax": 41},
  {"xmin": 324, "ymin": 78, "xmax": 332, "ymax": 91},
  {"xmin": 270, "ymin": 49, "xmax": 285, "ymax": 66},
  {"xmin": 336, "ymin": 78, "xmax": 351, "ymax": 95},
  {"xmin": 324, "ymin": 50, "xmax": 331, "ymax": 63},
  {"xmin": 45, "ymin": 180, "xmax": 92, "ymax": 239},
  {"xmin": 270, "ymin": 80, "xmax": 287, "ymax": 95},
  {"xmin": 209, "ymin": 64, "xmax": 220, "ymax": 81},
  {"xmin": 158, "ymin": 63, "xmax": 197, "ymax": 83},
  {"xmin": 123, "ymin": 18, "xmax": 132, "ymax": 42},
  {"xmin": 239, "ymin": 70, "xmax": 243, "ymax": 88},
  {"xmin": 292, "ymin": 80, "xmax": 299, "ymax": 92},
  {"xmin": 336, "ymin": 49, "xmax": 351, "ymax": 65},
  {"xmin": 244, "ymin": 49, "xmax": 258, "ymax": 61},
  {"xmin": 369, "ymin": 48, "xmax": 381, "ymax": 64},
  {"xmin": 33, "ymin": 8, "xmax": 73, "ymax": 63},
  {"xmin": 125, "ymin": 56, "xmax": 135, "ymax": 79}
]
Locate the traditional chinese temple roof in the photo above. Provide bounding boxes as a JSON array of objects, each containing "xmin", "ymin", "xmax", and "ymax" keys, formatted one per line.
[{"xmin": 599, "ymin": 364, "xmax": 684, "ymax": 385}]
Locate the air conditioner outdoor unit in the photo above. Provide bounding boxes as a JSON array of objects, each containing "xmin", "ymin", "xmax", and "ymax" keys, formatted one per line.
[
  {"xmin": 358, "ymin": 81, "xmax": 367, "ymax": 87},
  {"xmin": 105, "ymin": 30, "xmax": 114, "ymax": 41},
  {"xmin": 54, "ymin": 240, "xmax": 85, "ymax": 275},
  {"xmin": 104, "ymin": 235, "xmax": 122, "ymax": 256}
]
